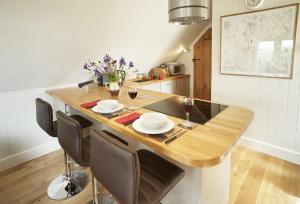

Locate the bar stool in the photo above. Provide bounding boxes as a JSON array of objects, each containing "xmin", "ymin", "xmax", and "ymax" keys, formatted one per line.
[
  {"xmin": 89, "ymin": 129, "xmax": 185, "ymax": 204},
  {"xmin": 55, "ymin": 110, "xmax": 94, "ymax": 198},
  {"xmin": 35, "ymin": 98, "xmax": 92, "ymax": 200}
]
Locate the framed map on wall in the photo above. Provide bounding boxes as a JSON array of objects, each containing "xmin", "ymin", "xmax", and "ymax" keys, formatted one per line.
[{"xmin": 220, "ymin": 4, "xmax": 298, "ymax": 79}]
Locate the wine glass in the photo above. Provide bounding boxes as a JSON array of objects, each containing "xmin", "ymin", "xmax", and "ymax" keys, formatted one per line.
[
  {"xmin": 128, "ymin": 88, "xmax": 138, "ymax": 110},
  {"xmin": 181, "ymin": 97, "xmax": 194, "ymax": 128},
  {"xmin": 136, "ymin": 73, "xmax": 143, "ymax": 90}
]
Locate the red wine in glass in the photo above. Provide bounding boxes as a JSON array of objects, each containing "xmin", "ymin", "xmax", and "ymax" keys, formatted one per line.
[
  {"xmin": 181, "ymin": 97, "xmax": 194, "ymax": 127},
  {"xmin": 128, "ymin": 88, "xmax": 138, "ymax": 110},
  {"xmin": 128, "ymin": 90, "xmax": 138, "ymax": 99},
  {"xmin": 183, "ymin": 103, "xmax": 193, "ymax": 113}
]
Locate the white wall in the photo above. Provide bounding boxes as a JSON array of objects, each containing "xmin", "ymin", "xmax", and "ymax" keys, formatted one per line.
[
  {"xmin": 0, "ymin": 0, "xmax": 204, "ymax": 93},
  {"xmin": 179, "ymin": 0, "xmax": 300, "ymax": 164},
  {"xmin": 211, "ymin": 0, "xmax": 300, "ymax": 164}
]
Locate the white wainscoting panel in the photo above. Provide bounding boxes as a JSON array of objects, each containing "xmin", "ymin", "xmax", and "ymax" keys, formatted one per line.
[
  {"xmin": 0, "ymin": 85, "xmax": 75, "ymax": 171},
  {"xmin": 212, "ymin": 0, "xmax": 300, "ymax": 164}
]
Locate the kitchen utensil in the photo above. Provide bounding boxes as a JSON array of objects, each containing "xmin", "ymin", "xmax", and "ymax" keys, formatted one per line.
[
  {"xmin": 165, "ymin": 130, "xmax": 188, "ymax": 144},
  {"xmin": 97, "ymin": 100, "xmax": 118, "ymax": 110},
  {"xmin": 92, "ymin": 103, "xmax": 124, "ymax": 114},
  {"xmin": 140, "ymin": 112, "xmax": 167, "ymax": 129},
  {"xmin": 132, "ymin": 118, "xmax": 174, "ymax": 135}
]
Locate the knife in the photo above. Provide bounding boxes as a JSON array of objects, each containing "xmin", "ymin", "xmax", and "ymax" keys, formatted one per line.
[
  {"xmin": 106, "ymin": 111, "xmax": 129, "ymax": 119},
  {"xmin": 165, "ymin": 130, "xmax": 187, "ymax": 144},
  {"xmin": 78, "ymin": 80, "xmax": 94, "ymax": 88}
]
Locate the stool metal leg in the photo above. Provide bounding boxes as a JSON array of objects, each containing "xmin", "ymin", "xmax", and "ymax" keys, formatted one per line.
[
  {"xmin": 93, "ymin": 174, "xmax": 99, "ymax": 204},
  {"xmin": 86, "ymin": 175, "xmax": 117, "ymax": 204},
  {"xmin": 47, "ymin": 151, "xmax": 89, "ymax": 200},
  {"xmin": 64, "ymin": 104, "xmax": 69, "ymax": 115}
]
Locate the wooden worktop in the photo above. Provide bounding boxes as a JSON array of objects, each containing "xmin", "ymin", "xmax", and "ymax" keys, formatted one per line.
[
  {"xmin": 126, "ymin": 74, "xmax": 190, "ymax": 87},
  {"xmin": 47, "ymin": 85, "xmax": 253, "ymax": 168}
]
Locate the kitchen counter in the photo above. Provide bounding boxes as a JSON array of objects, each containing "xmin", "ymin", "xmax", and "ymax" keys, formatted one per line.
[
  {"xmin": 126, "ymin": 74, "xmax": 190, "ymax": 96},
  {"xmin": 47, "ymin": 84, "xmax": 252, "ymax": 167},
  {"xmin": 46, "ymin": 85, "xmax": 253, "ymax": 204},
  {"xmin": 125, "ymin": 74, "xmax": 190, "ymax": 87}
]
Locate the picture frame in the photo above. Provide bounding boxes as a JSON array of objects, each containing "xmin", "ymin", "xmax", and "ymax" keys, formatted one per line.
[{"xmin": 220, "ymin": 4, "xmax": 299, "ymax": 79}]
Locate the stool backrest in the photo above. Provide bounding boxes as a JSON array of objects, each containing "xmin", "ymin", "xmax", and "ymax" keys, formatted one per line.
[
  {"xmin": 90, "ymin": 129, "xmax": 140, "ymax": 204},
  {"xmin": 56, "ymin": 110, "xmax": 84, "ymax": 166},
  {"xmin": 35, "ymin": 98, "xmax": 55, "ymax": 137}
]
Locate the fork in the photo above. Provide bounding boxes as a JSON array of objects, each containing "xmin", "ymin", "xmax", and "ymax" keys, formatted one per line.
[{"xmin": 165, "ymin": 130, "xmax": 188, "ymax": 144}]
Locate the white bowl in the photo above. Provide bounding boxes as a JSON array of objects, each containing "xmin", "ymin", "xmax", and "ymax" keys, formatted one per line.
[
  {"xmin": 140, "ymin": 112, "xmax": 167, "ymax": 129},
  {"xmin": 97, "ymin": 99, "xmax": 118, "ymax": 110}
]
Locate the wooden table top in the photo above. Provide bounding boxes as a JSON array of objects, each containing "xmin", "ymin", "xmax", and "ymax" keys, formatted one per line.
[{"xmin": 47, "ymin": 85, "xmax": 254, "ymax": 168}]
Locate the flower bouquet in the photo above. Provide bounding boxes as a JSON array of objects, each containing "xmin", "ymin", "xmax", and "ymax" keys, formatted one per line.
[{"xmin": 84, "ymin": 54, "xmax": 137, "ymax": 96}]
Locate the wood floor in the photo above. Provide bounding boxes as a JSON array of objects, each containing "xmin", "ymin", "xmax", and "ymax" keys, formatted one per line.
[{"xmin": 0, "ymin": 146, "xmax": 299, "ymax": 204}]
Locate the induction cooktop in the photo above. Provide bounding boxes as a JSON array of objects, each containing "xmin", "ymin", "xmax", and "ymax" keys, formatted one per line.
[{"xmin": 143, "ymin": 96, "xmax": 228, "ymax": 125}]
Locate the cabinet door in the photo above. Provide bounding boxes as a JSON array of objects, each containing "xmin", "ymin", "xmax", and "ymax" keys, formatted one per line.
[
  {"xmin": 176, "ymin": 78, "xmax": 189, "ymax": 96},
  {"xmin": 161, "ymin": 80, "xmax": 176, "ymax": 94},
  {"xmin": 142, "ymin": 83, "xmax": 161, "ymax": 92}
]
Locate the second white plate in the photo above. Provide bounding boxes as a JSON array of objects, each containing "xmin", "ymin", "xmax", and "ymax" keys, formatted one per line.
[
  {"xmin": 132, "ymin": 118, "xmax": 175, "ymax": 135},
  {"xmin": 92, "ymin": 103, "xmax": 124, "ymax": 114}
]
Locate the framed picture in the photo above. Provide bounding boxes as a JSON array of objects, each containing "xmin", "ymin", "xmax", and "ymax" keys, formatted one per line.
[{"xmin": 220, "ymin": 4, "xmax": 299, "ymax": 79}]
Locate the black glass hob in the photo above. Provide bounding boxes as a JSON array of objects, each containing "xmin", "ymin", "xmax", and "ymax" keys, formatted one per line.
[{"xmin": 143, "ymin": 96, "xmax": 228, "ymax": 125}]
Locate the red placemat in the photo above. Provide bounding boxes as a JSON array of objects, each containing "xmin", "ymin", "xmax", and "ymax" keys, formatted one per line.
[
  {"xmin": 80, "ymin": 100, "xmax": 100, "ymax": 109},
  {"xmin": 115, "ymin": 112, "xmax": 141, "ymax": 125}
]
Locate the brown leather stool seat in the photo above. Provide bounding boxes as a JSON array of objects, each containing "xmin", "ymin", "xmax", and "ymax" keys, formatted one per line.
[
  {"xmin": 81, "ymin": 135, "xmax": 91, "ymax": 167},
  {"xmin": 81, "ymin": 130, "xmax": 128, "ymax": 171},
  {"xmin": 56, "ymin": 110, "xmax": 92, "ymax": 167},
  {"xmin": 68, "ymin": 115, "xmax": 93, "ymax": 129},
  {"xmin": 137, "ymin": 149, "xmax": 184, "ymax": 204},
  {"xmin": 52, "ymin": 115, "xmax": 92, "ymax": 137},
  {"xmin": 35, "ymin": 98, "xmax": 92, "ymax": 138},
  {"xmin": 90, "ymin": 129, "xmax": 185, "ymax": 204}
]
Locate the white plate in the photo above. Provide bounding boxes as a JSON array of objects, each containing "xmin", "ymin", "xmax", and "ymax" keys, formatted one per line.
[
  {"xmin": 132, "ymin": 118, "xmax": 175, "ymax": 135},
  {"xmin": 92, "ymin": 103, "xmax": 124, "ymax": 114}
]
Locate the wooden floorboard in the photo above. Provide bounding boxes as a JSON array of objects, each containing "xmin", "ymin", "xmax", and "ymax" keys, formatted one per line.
[{"xmin": 0, "ymin": 145, "xmax": 299, "ymax": 204}]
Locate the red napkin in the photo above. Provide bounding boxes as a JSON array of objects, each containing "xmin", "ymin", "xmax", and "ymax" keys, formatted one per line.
[
  {"xmin": 80, "ymin": 100, "xmax": 100, "ymax": 109},
  {"xmin": 115, "ymin": 112, "xmax": 141, "ymax": 125}
]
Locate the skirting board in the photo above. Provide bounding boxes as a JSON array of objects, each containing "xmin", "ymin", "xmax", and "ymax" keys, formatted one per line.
[
  {"xmin": 238, "ymin": 136, "xmax": 300, "ymax": 165},
  {"xmin": 0, "ymin": 141, "xmax": 61, "ymax": 172}
]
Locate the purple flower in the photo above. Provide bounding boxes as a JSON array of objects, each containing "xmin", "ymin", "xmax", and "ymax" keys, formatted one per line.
[
  {"xmin": 103, "ymin": 66, "xmax": 109, "ymax": 73},
  {"xmin": 119, "ymin": 57, "xmax": 126, "ymax": 66},
  {"xmin": 103, "ymin": 54, "xmax": 111, "ymax": 63},
  {"xmin": 83, "ymin": 63, "xmax": 92, "ymax": 71},
  {"xmin": 94, "ymin": 69, "xmax": 100, "ymax": 76},
  {"xmin": 129, "ymin": 61, "xmax": 134, "ymax": 68}
]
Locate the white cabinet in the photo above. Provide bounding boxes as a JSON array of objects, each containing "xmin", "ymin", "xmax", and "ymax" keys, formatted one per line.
[
  {"xmin": 139, "ymin": 77, "xmax": 189, "ymax": 95},
  {"xmin": 142, "ymin": 83, "xmax": 161, "ymax": 92},
  {"xmin": 161, "ymin": 80, "xmax": 176, "ymax": 94}
]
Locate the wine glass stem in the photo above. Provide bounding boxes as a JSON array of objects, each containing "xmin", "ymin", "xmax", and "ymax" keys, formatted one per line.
[
  {"xmin": 131, "ymin": 99, "xmax": 134, "ymax": 109},
  {"xmin": 186, "ymin": 112, "xmax": 190, "ymax": 123}
]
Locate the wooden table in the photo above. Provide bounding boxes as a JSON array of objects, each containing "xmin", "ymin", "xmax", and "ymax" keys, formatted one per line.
[{"xmin": 47, "ymin": 84, "xmax": 254, "ymax": 204}]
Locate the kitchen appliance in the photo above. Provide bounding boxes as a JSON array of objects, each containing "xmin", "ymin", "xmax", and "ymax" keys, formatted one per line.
[
  {"xmin": 144, "ymin": 96, "xmax": 228, "ymax": 125},
  {"xmin": 149, "ymin": 67, "xmax": 170, "ymax": 78},
  {"xmin": 165, "ymin": 63, "xmax": 185, "ymax": 76},
  {"xmin": 168, "ymin": 0, "xmax": 210, "ymax": 25}
]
